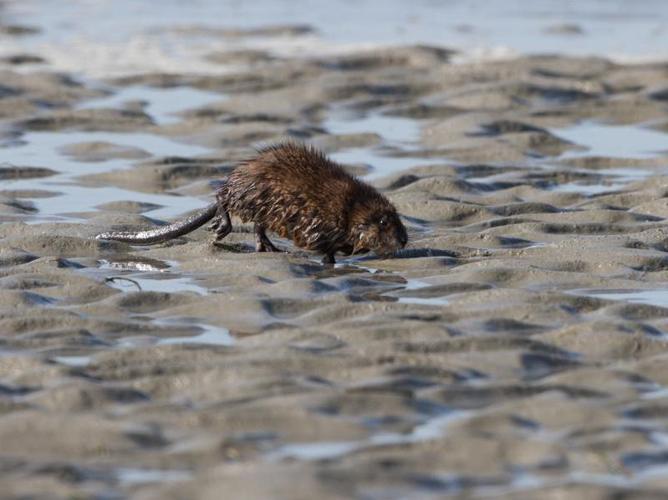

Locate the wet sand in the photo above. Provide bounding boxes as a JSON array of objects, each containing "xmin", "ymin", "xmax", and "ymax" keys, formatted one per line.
[{"xmin": 2, "ymin": 9, "xmax": 668, "ymax": 500}]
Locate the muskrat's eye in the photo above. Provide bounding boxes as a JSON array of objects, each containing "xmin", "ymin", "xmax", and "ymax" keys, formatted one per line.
[{"xmin": 378, "ymin": 216, "xmax": 388, "ymax": 227}]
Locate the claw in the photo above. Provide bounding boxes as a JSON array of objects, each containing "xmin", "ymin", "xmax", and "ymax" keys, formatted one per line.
[
  {"xmin": 254, "ymin": 224, "xmax": 280, "ymax": 253},
  {"xmin": 210, "ymin": 211, "xmax": 232, "ymax": 245}
]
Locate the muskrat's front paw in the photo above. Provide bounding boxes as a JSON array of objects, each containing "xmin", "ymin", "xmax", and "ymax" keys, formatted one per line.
[{"xmin": 321, "ymin": 254, "xmax": 336, "ymax": 265}]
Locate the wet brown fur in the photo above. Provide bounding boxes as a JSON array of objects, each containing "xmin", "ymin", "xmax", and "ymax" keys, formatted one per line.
[
  {"xmin": 214, "ymin": 142, "xmax": 407, "ymax": 262},
  {"xmin": 98, "ymin": 142, "xmax": 407, "ymax": 263}
]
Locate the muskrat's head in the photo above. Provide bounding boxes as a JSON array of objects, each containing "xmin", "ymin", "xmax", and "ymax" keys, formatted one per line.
[{"xmin": 349, "ymin": 197, "xmax": 408, "ymax": 257}]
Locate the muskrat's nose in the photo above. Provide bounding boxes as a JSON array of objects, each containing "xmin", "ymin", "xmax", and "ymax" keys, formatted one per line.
[{"xmin": 397, "ymin": 228, "xmax": 408, "ymax": 247}]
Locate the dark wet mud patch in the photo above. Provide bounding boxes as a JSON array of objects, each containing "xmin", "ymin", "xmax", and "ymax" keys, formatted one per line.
[
  {"xmin": 0, "ymin": 165, "xmax": 57, "ymax": 179},
  {"xmin": 0, "ymin": 53, "xmax": 46, "ymax": 66},
  {"xmin": 0, "ymin": 196, "xmax": 37, "ymax": 215},
  {"xmin": 80, "ymin": 159, "xmax": 233, "ymax": 192},
  {"xmin": 17, "ymin": 108, "xmax": 155, "ymax": 132},
  {"xmin": 95, "ymin": 200, "xmax": 164, "ymax": 214},
  {"xmin": 59, "ymin": 141, "xmax": 150, "ymax": 162}
]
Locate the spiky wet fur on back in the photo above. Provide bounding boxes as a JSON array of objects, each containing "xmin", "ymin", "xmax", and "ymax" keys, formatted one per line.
[{"xmin": 217, "ymin": 142, "xmax": 402, "ymax": 257}]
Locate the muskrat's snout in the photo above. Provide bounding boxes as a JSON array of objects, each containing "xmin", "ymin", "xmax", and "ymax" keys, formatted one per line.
[
  {"xmin": 384, "ymin": 221, "xmax": 407, "ymax": 257},
  {"xmin": 376, "ymin": 214, "xmax": 408, "ymax": 257},
  {"xmin": 350, "ymin": 205, "xmax": 407, "ymax": 258},
  {"xmin": 396, "ymin": 223, "xmax": 408, "ymax": 248}
]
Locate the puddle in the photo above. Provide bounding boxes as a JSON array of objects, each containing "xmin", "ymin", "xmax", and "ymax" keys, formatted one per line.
[
  {"xmin": 523, "ymin": 242, "xmax": 548, "ymax": 250},
  {"xmin": 469, "ymin": 469, "xmax": 664, "ymax": 497},
  {"xmin": 51, "ymin": 355, "xmax": 93, "ymax": 367},
  {"xmin": 2, "ymin": 129, "xmax": 212, "ymax": 222},
  {"xmin": 115, "ymin": 322, "xmax": 234, "ymax": 349},
  {"xmin": 551, "ymin": 168, "xmax": 651, "ymax": 195},
  {"xmin": 3, "ymin": 130, "xmax": 207, "ymax": 172},
  {"xmin": 326, "ymin": 109, "xmax": 435, "ymax": 179},
  {"xmin": 86, "ymin": 261, "xmax": 233, "ymax": 347},
  {"xmin": 641, "ymin": 387, "xmax": 668, "ymax": 400},
  {"xmin": 269, "ymin": 409, "xmax": 465, "ymax": 461},
  {"xmin": 570, "ymin": 288, "xmax": 668, "ymax": 308},
  {"xmin": 26, "ymin": 184, "xmax": 210, "ymax": 221},
  {"xmin": 105, "ymin": 273, "xmax": 209, "ymax": 295},
  {"xmin": 384, "ymin": 278, "xmax": 450, "ymax": 306},
  {"xmin": 115, "ymin": 467, "xmax": 192, "ymax": 486},
  {"xmin": 79, "ymin": 85, "xmax": 225, "ymax": 125},
  {"xmin": 542, "ymin": 121, "xmax": 663, "ymax": 195},
  {"xmin": 98, "ymin": 257, "xmax": 172, "ymax": 273},
  {"xmin": 324, "ymin": 111, "xmax": 421, "ymax": 145},
  {"xmin": 270, "ymin": 440, "xmax": 359, "ymax": 461},
  {"xmin": 331, "ymin": 147, "xmax": 434, "ymax": 179},
  {"xmin": 93, "ymin": 260, "xmax": 210, "ymax": 295},
  {"xmin": 152, "ymin": 317, "xmax": 235, "ymax": 346},
  {"xmin": 157, "ymin": 323, "xmax": 234, "ymax": 346},
  {"xmin": 555, "ymin": 122, "xmax": 668, "ymax": 159}
]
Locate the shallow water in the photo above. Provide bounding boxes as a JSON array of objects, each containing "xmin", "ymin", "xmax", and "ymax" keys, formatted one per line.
[
  {"xmin": 4, "ymin": 0, "xmax": 668, "ymax": 78},
  {"xmin": 330, "ymin": 147, "xmax": 436, "ymax": 179},
  {"xmin": 115, "ymin": 468, "xmax": 192, "ymax": 486},
  {"xmin": 556, "ymin": 122, "xmax": 668, "ymax": 159},
  {"xmin": 79, "ymin": 85, "xmax": 225, "ymax": 125},
  {"xmin": 4, "ymin": 130, "xmax": 208, "ymax": 170},
  {"xmin": 104, "ymin": 274, "xmax": 209, "ymax": 295},
  {"xmin": 24, "ymin": 184, "xmax": 210, "ymax": 222},
  {"xmin": 540, "ymin": 121, "xmax": 668, "ymax": 195},
  {"xmin": 386, "ymin": 278, "xmax": 451, "ymax": 306},
  {"xmin": 572, "ymin": 288, "xmax": 668, "ymax": 309},
  {"xmin": 156, "ymin": 323, "xmax": 235, "ymax": 347},
  {"xmin": 51, "ymin": 354, "xmax": 93, "ymax": 367},
  {"xmin": 551, "ymin": 167, "xmax": 652, "ymax": 195},
  {"xmin": 324, "ymin": 111, "xmax": 422, "ymax": 145},
  {"xmin": 2, "ymin": 129, "xmax": 212, "ymax": 221},
  {"xmin": 269, "ymin": 409, "xmax": 464, "ymax": 461},
  {"xmin": 325, "ymin": 110, "xmax": 437, "ymax": 178},
  {"xmin": 97, "ymin": 258, "xmax": 210, "ymax": 295}
]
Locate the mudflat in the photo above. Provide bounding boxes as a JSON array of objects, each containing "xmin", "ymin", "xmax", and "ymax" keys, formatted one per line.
[{"xmin": 1, "ymin": 13, "xmax": 668, "ymax": 500}]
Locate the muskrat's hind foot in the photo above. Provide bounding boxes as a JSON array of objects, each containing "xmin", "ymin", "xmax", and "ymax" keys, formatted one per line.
[
  {"xmin": 210, "ymin": 211, "xmax": 232, "ymax": 246},
  {"xmin": 255, "ymin": 225, "xmax": 280, "ymax": 252}
]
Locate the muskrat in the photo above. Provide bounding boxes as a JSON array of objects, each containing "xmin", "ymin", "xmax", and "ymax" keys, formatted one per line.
[{"xmin": 96, "ymin": 142, "xmax": 408, "ymax": 263}]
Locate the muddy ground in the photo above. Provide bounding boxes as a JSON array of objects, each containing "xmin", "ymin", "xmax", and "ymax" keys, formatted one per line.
[{"xmin": 1, "ymin": 16, "xmax": 668, "ymax": 500}]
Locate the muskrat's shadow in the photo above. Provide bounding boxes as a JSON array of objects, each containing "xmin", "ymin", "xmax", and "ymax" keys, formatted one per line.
[
  {"xmin": 96, "ymin": 255, "xmax": 172, "ymax": 272},
  {"xmin": 354, "ymin": 248, "xmax": 457, "ymax": 261},
  {"xmin": 211, "ymin": 242, "xmax": 256, "ymax": 253},
  {"xmin": 304, "ymin": 248, "xmax": 457, "ymax": 280}
]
